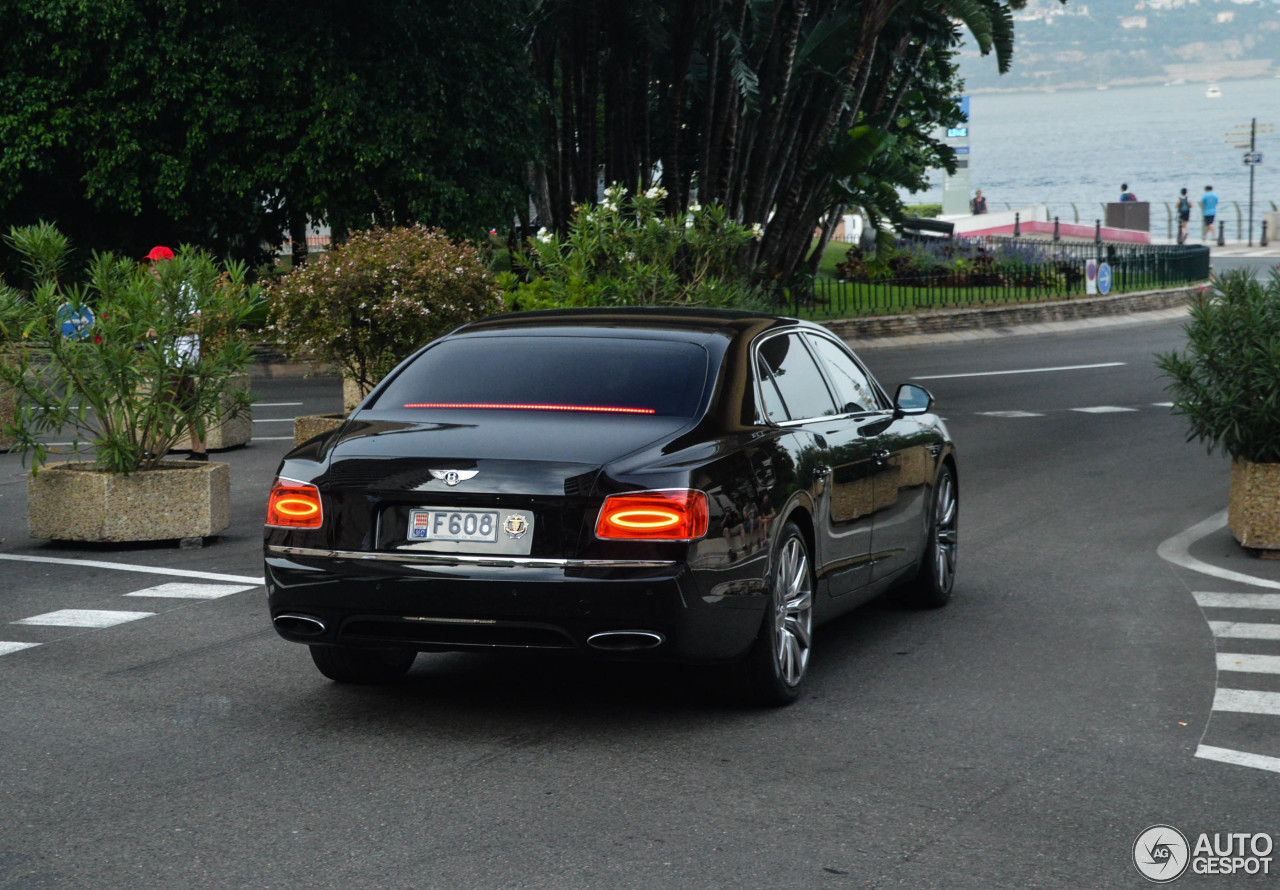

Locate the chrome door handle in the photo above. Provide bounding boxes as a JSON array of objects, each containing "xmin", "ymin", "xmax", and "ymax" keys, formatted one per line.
[{"xmin": 814, "ymin": 465, "xmax": 832, "ymax": 479}]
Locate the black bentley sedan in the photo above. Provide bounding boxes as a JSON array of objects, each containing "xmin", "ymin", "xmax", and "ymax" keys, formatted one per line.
[{"xmin": 265, "ymin": 308, "xmax": 957, "ymax": 704}]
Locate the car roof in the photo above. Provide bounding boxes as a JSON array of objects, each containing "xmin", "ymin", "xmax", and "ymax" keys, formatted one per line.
[{"xmin": 451, "ymin": 306, "xmax": 814, "ymax": 343}]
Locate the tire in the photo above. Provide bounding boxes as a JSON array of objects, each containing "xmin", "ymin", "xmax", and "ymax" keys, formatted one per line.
[
  {"xmin": 901, "ymin": 462, "xmax": 958, "ymax": 608},
  {"xmin": 744, "ymin": 521, "xmax": 815, "ymax": 706},
  {"xmin": 309, "ymin": 645, "xmax": 417, "ymax": 684}
]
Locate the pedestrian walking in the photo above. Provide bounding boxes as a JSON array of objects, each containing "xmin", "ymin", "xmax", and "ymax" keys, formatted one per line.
[
  {"xmin": 1176, "ymin": 188, "xmax": 1192, "ymax": 244},
  {"xmin": 1200, "ymin": 185, "xmax": 1219, "ymax": 241},
  {"xmin": 969, "ymin": 190, "xmax": 988, "ymax": 215}
]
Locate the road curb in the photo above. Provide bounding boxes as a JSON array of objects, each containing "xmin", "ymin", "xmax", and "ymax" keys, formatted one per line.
[{"xmin": 820, "ymin": 284, "xmax": 1198, "ymax": 346}]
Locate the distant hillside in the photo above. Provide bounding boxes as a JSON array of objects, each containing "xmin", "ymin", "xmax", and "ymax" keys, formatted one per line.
[{"xmin": 957, "ymin": 0, "xmax": 1280, "ymax": 92}]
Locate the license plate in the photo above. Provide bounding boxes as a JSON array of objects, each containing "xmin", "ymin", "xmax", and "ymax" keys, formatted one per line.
[{"xmin": 408, "ymin": 509, "xmax": 500, "ymax": 543}]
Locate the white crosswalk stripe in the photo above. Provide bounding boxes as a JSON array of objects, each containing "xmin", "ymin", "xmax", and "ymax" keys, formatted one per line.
[
  {"xmin": 14, "ymin": 609, "xmax": 155, "ymax": 628},
  {"xmin": 1196, "ymin": 592, "xmax": 1280, "ymax": 609},
  {"xmin": 1217, "ymin": 653, "xmax": 1280, "ymax": 674},
  {"xmin": 0, "ymin": 642, "xmax": 40, "ymax": 656},
  {"xmin": 1071, "ymin": 406, "xmax": 1138, "ymax": 414},
  {"xmin": 1195, "ymin": 587, "xmax": 1280, "ymax": 773},
  {"xmin": 124, "ymin": 582, "xmax": 256, "ymax": 599}
]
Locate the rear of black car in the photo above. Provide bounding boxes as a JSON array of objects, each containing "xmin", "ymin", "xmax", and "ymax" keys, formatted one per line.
[{"xmin": 265, "ymin": 319, "xmax": 767, "ymax": 664}]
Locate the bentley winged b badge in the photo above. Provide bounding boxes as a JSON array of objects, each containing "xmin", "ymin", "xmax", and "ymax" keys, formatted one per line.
[{"xmin": 429, "ymin": 469, "xmax": 479, "ymax": 487}]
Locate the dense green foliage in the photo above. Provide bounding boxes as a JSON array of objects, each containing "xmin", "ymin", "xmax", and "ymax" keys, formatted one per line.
[
  {"xmin": 526, "ymin": 0, "xmax": 1033, "ymax": 280},
  {"xmin": 506, "ymin": 185, "xmax": 768, "ymax": 310},
  {"xmin": 1157, "ymin": 270, "xmax": 1280, "ymax": 464},
  {"xmin": 0, "ymin": 224, "xmax": 259, "ymax": 474},
  {"xmin": 268, "ymin": 226, "xmax": 504, "ymax": 394},
  {"xmin": 0, "ymin": 1, "xmax": 539, "ymax": 271}
]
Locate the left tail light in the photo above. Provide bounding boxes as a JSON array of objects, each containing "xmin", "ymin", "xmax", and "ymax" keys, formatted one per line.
[
  {"xmin": 266, "ymin": 478, "xmax": 323, "ymax": 528},
  {"xmin": 595, "ymin": 490, "xmax": 708, "ymax": 541}
]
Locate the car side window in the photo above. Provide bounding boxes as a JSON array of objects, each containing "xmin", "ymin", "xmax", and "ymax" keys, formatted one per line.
[
  {"xmin": 756, "ymin": 333, "xmax": 838, "ymax": 421},
  {"xmin": 805, "ymin": 334, "xmax": 881, "ymax": 414}
]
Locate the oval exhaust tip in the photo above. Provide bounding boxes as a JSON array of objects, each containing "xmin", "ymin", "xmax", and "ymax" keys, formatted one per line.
[
  {"xmin": 587, "ymin": 630, "xmax": 665, "ymax": 651},
  {"xmin": 274, "ymin": 613, "xmax": 327, "ymax": 636}
]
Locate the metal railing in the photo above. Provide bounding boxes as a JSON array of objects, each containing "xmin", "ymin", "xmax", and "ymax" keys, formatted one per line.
[{"xmin": 794, "ymin": 241, "xmax": 1209, "ymax": 317}]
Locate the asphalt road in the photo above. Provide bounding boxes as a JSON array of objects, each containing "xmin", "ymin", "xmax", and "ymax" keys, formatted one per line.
[{"xmin": 1, "ymin": 317, "xmax": 1277, "ymax": 889}]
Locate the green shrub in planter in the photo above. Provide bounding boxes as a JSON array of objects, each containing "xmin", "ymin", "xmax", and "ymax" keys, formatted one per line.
[
  {"xmin": 1156, "ymin": 270, "xmax": 1280, "ymax": 464},
  {"xmin": 0, "ymin": 224, "xmax": 258, "ymax": 474},
  {"xmin": 504, "ymin": 184, "xmax": 769, "ymax": 311},
  {"xmin": 268, "ymin": 225, "xmax": 503, "ymax": 397}
]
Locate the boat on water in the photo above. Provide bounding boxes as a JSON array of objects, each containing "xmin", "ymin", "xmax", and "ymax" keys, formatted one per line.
[{"xmin": 1206, "ymin": 84, "xmax": 1222, "ymax": 98}]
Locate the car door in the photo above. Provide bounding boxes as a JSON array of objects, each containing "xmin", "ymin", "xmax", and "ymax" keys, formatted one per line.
[
  {"xmin": 804, "ymin": 333, "xmax": 931, "ymax": 584},
  {"xmin": 756, "ymin": 332, "xmax": 878, "ymax": 597}
]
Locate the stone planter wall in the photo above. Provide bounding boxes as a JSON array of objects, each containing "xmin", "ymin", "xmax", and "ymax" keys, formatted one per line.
[
  {"xmin": 1229, "ymin": 459, "xmax": 1280, "ymax": 554},
  {"xmin": 28, "ymin": 460, "xmax": 231, "ymax": 542},
  {"xmin": 293, "ymin": 413, "xmax": 346, "ymax": 448},
  {"xmin": 0, "ymin": 378, "xmax": 15, "ymax": 452},
  {"xmin": 343, "ymin": 375, "xmax": 373, "ymax": 413},
  {"xmin": 171, "ymin": 372, "xmax": 253, "ymax": 451}
]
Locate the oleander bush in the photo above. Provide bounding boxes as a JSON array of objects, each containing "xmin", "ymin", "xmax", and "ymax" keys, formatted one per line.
[
  {"xmin": 503, "ymin": 183, "xmax": 769, "ymax": 310},
  {"xmin": 1157, "ymin": 269, "xmax": 1280, "ymax": 464},
  {"xmin": 0, "ymin": 223, "xmax": 258, "ymax": 474},
  {"xmin": 268, "ymin": 225, "xmax": 503, "ymax": 396}
]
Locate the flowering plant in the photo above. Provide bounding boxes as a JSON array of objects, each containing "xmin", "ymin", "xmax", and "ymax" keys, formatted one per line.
[
  {"xmin": 506, "ymin": 184, "xmax": 767, "ymax": 310},
  {"xmin": 268, "ymin": 225, "xmax": 503, "ymax": 396},
  {"xmin": 1157, "ymin": 269, "xmax": 1280, "ymax": 464},
  {"xmin": 0, "ymin": 223, "xmax": 258, "ymax": 474}
]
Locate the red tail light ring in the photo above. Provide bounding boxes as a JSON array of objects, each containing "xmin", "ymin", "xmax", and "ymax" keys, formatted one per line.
[
  {"xmin": 267, "ymin": 479, "xmax": 324, "ymax": 528},
  {"xmin": 595, "ymin": 490, "xmax": 708, "ymax": 541}
]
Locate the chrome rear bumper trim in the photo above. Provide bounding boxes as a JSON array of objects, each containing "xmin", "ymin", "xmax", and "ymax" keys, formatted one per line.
[{"xmin": 265, "ymin": 544, "xmax": 678, "ymax": 570}]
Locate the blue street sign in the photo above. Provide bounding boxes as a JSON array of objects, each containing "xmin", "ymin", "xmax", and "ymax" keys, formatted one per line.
[
  {"xmin": 1098, "ymin": 262, "xmax": 1112, "ymax": 295},
  {"xmin": 57, "ymin": 302, "xmax": 95, "ymax": 339}
]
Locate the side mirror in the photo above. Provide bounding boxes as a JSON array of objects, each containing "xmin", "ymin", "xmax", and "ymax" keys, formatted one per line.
[{"xmin": 894, "ymin": 383, "xmax": 933, "ymax": 417}]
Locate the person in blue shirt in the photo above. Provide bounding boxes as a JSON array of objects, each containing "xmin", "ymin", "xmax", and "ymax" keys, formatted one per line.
[
  {"xmin": 1200, "ymin": 186, "xmax": 1219, "ymax": 241},
  {"xmin": 1119, "ymin": 184, "xmax": 1137, "ymax": 202}
]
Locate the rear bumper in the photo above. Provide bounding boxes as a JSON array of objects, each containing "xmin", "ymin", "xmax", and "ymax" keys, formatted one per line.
[{"xmin": 265, "ymin": 546, "xmax": 766, "ymax": 663}]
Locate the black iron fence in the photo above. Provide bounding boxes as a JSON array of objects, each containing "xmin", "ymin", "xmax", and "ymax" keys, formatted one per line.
[{"xmin": 791, "ymin": 240, "xmax": 1209, "ymax": 318}]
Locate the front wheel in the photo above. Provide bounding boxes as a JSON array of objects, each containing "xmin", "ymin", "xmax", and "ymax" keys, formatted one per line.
[
  {"xmin": 744, "ymin": 521, "xmax": 815, "ymax": 706},
  {"xmin": 309, "ymin": 645, "xmax": 417, "ymax": 684},
  {"xmin": 901, "ymin": 463, "xmax": 958, "ymax": 608}
]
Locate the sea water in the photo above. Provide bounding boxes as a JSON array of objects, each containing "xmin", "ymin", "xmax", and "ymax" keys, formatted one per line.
[{"xmin": 913, "ymin": 79, "xmax": 1280, "ymax": 222}]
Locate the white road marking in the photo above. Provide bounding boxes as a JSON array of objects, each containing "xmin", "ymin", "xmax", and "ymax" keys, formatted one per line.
[
  {"xmin": 1156, "ymin": 510, "xmax": 1280, "ymax": 590},
  {"xmin": 0, "ymin": 554, "xmax": 262, "ymax": 585},
  {"xmin": 255, "ymin": 436, "xmax": 296, "ymax": 442},
  {"xmin": 911, "ymin": 362, "xmax": 1126, "ymax": 380},
  {"xmin": 1196, "ymin": 745, "xmax": 1280, "ymax": 774},
  {"xmin": 14, "ymin": 609, "xmax": 155, "ymax": 628},
  {"xmin": 1213, "ymin": 688, "xmax": 1280, "ymax": 716},
  {"xmin": 1195, "ymin": 592, "xmax": 1280, "ymax": 610},
  {"xmin": 1218, "ymin": 653, "xmax": 1280, "ymax": 674},
  {"xmin": 251, "ymin": 418, "xmax": 296, "ymax": 424},
  {"xmin": 253, "ymin": 402, "xmax": 304, "ymax": 408},
  {"xmin": 1152, "ymin": 402, "xmax": 1174, "ymax": 408},
  {"xmin": 1208, "ymin": 622, "xmax": 1280, "ymax": 639},
  {"xmin": 123, "ymin": 582, "xmax": 257, "ymax": 599},
  {"xmin": 976, "ymin": 411, "xmax": 1045, "ymax": 418},
  {"xmin": 1071, "ymin": 406, "xmax": 1138, "ymax": 414},
  {"xmin": 0, "ymin": 642, "xmax": 40, "ymax": 656}
]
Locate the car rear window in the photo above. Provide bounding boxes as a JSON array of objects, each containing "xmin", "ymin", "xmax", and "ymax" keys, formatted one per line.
[{"xmin": 371, "ymin": 334, "xmax": 710, "ymax": 418}]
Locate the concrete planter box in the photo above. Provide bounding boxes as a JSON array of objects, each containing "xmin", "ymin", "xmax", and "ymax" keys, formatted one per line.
[
  {"xmin": 1228, "ymin": 459, "xmax": 1280, "ymax": 555},
  {"xmin": 0, "ymin": 378, "xmax": 15, "ymax": 452},
  {"xmin": 28, "ymin": 460, "xmax": 231, "ymax": 543},
  {"xmin": 293, "ymin": 413, "xmax": 346, "ymax": 448},
  {"xmin": 343, "ymin": 375, "xmax": 373, "ymax": 413},
  {"xmin": 170, "ymin": 373, "xmax": 252, "ymax": 452}
]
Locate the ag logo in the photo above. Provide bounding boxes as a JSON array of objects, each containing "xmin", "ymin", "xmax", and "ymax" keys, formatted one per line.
[
  {"xmin": 429, "ymin": 469, "xmax": 478, "ymax": 487},
  {"xmin": 1133, "ymin": 825, "xmax": 1190, "ymax": 883}
]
